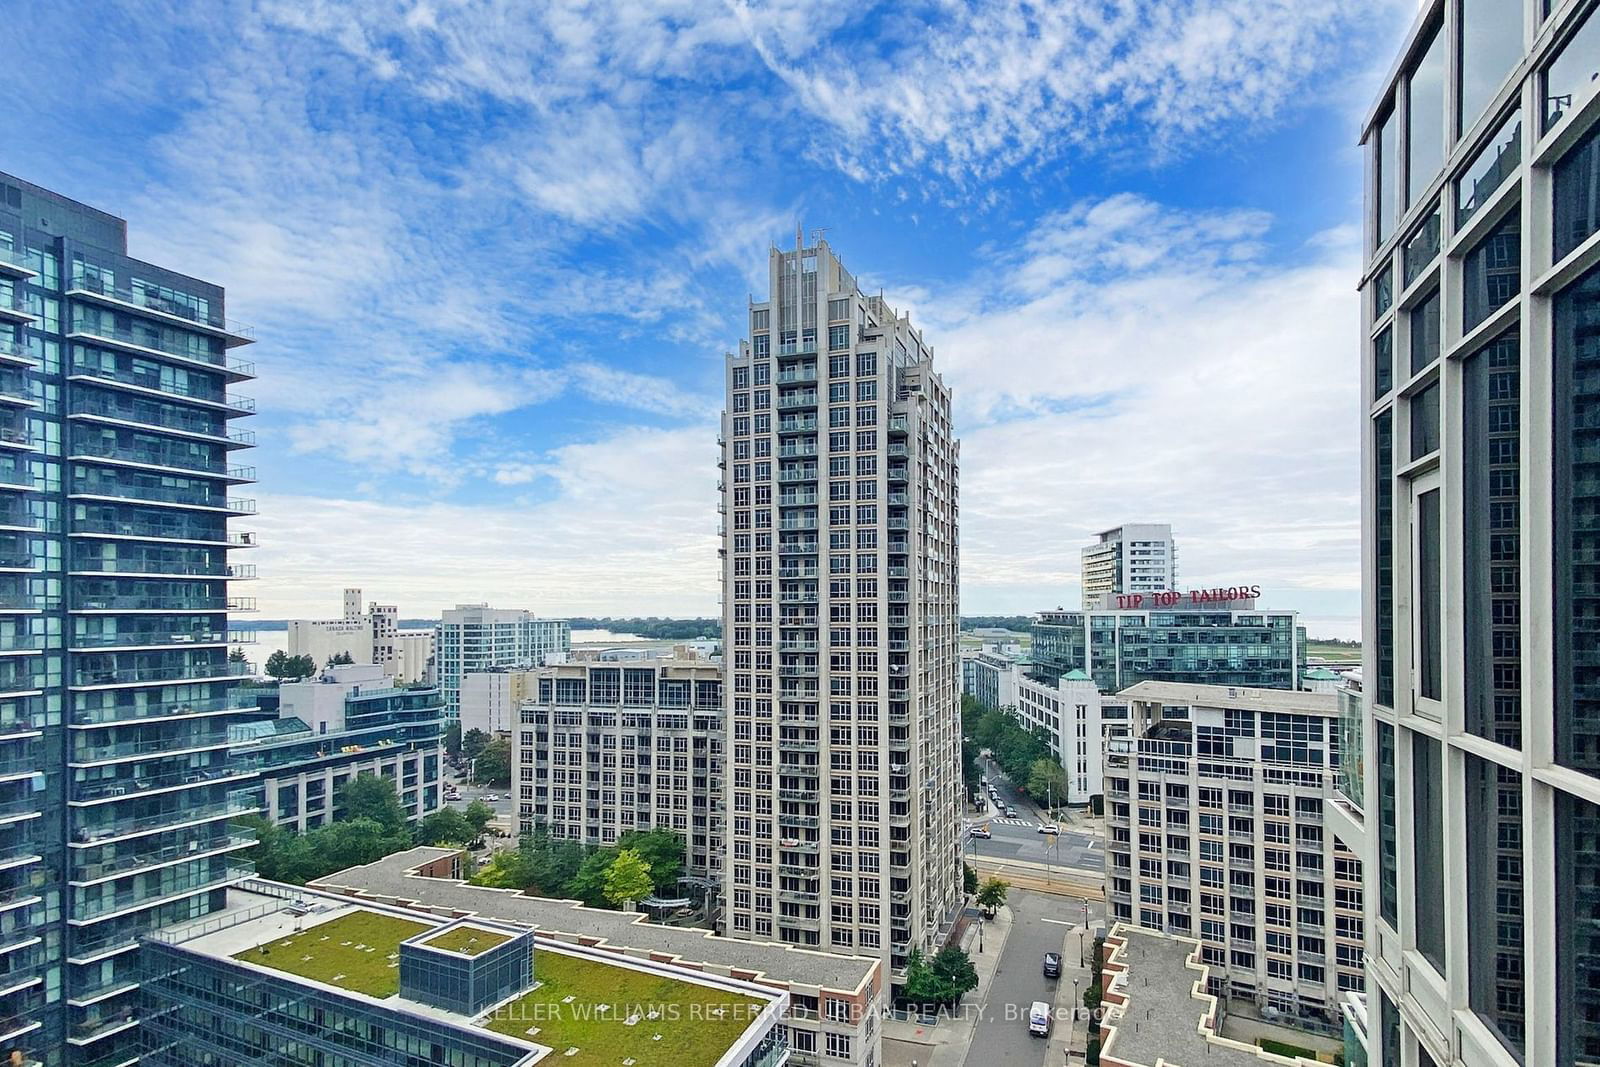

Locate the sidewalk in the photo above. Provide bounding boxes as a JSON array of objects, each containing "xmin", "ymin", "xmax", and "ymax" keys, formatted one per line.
[
  {"xmin": 881, "ymin": 905, "xmax": 1014, "ymax": 1067},
  {"xmin": 971, "ymin": 855, "xmax": 1104, "ymax": 901}
]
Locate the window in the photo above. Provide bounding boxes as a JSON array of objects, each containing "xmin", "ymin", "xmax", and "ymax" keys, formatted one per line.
[
  {"xmin": 1457, "ymin": 109, "xmax": 1522, "ymax": 228},
  {"xmin": 1417, "ymin": 487, "xmax": 1442, "ymax": 701},
  {"xmin": 1413, "ymin": 732, "xmax": 1446, "ymax": 972},
  {"xmin": 1544, "ymin": 10, "xmax": 1600, "ymax": 132},
  {"xmin": 1373, "ymin": 327, "xmax": 1393, "ymax": 398},
  {"xmin": 1555, "ymin": 122, "xmax": 1600, "ymax": 261},
  {"xmin": 1407, "ymin": 22, "xmax": 1447, "ymax": 205},
  {"xmin": 1410, "ymin": 289, "xmax": 1441, "ymax": 374},
  {"xmin": 1463, "ymin": 212, "xmax": 1521, "ymax": 329},
  {"xmin": 1377, "ymin": 721, "xmax": 1397, "ymax": 927},
  {"xmin": 1403, "ymin": 208, "xmax": 1441, "ymax": 286},
  {"xmin": 1464, "ymin": 332, "xmax": 1521, "ymax": 748},
  {"xmin": 1458, "ymin": 0, "xmax": 1523, "ymax": 136},
  {"xmin": 1376, "ymin": 108, "xmax": 1399, "ymax": 246},
  {"xmin": 1375, "ymin": 411, "xmax": 1395, "ymax": 708},
  {"xmin": 828, "ymin": 325, "xmax": 850, "ymax": 351},
  {"xmin": 1557, "ymin": 789, "xmax": 1600, "ymax": 1064},
  {"xmin": 1555, "ymin": 263, "xmax": 1600, "ymax": 778},
  {"xmin": 1411, "ymin": 382, "xmax": 1440, "ymax": 459},
  {"xmin": 1466, "ymin": 754, "xmax": 1525, "ymax": 1056},
  {"xmin": 1373, "ymin": 264, "xmax": 1393, "ymax": 319}
]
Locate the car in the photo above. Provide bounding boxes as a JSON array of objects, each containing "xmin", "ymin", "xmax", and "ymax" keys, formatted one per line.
[
  {"xmin": 1006, "ymin": 806, "xmax": 1018, "ymax": 818},
  {"xmin": 482, "ymin": 794, "xmax": 499, "ymax": 802},
  {"xmin": 968, "ymin": 825, "xmax": 992, "ymax": 839},
  {"xmin": 980, "ymin": 776, "xmax": 988, "ymax": 786},
  {"xmin": 1028, "ymin": 1000, "xmax": 1053, "ymax": 1037},
  {"xmin": 1043, "ymin": 952, "xmax": 1062, "ymax": 978},
  {"xmin": 1037, "ymin": 823, "xmax": 1060, "ymax": 835}
]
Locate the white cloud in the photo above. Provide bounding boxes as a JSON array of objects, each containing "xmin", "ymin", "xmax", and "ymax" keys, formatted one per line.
[{"xmin": 250, "ymin": 424, "xmax": 719, "ymax": 617}]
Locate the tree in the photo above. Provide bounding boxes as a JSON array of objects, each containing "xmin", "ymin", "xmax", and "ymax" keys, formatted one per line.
[
  {"xmin": 327, "ymin": 650, "xmax": 355, "ymax": 667},
  {"xmin": 931, "ymin": 946, "xmax": 979, "ymax": 1001},
  {"xmin": 976, "ymin": 877, "xmax": 1009, "ymax": 916},
  {"xmin": 462, "ymin": 728, "xmax": 493, "ymax": 762},
  {"xmin": 617, "ymin": 828, "xmax": 683, "ymax": 892},
  {"xmin": 340, "ymin": 773, "xmax": 409, "ymax": 836},
  {"xmin": 418, "ymin": 807, "xmax": 473, "ymax": 845},
  {"xmin": 900, "ymin": 947, "xmax": 955, "ymax": 1010},
  {"xmin": 603, "ymin": 848, "xmax": 655, "ymax": 910},
  {"xmin": 568, "ymin": 849, "xmax": 617, "ymax": 906},
  {"xmin": 463, "ymin": 799, "xmax": 495, "ymax": 838},
  {"xmin": 229, "ymin": 646, "xmax": 248, "ymax": 664},
  {"xmin": 962, "ymin": 862, "xmax": 979, "ymax": 896},
  {"xmin": 444, "ymin": 722, "xmax": 463, "ymax": 758},
  {"xmin": 473, "ymin": 738, "xmax": 511, "ymax": 786},
  {"xmin": 239, "ymin": 812, "xmax": 410, "ymax": 886},
  {"xmin": 1027, "ymin": 758, "xmax": 1069, "ymax": 806},
  {"xmin": 264, "ymin": 650, "xmax": 291, "ymax": 680}
]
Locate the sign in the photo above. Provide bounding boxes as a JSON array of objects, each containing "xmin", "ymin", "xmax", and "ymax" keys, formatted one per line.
[{"xmin": 1115, "ymin": 585, "xmax": 1262, "ymax": 610}]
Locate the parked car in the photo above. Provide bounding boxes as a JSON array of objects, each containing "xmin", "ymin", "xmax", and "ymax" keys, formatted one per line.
[
  {"xmin": 968, "ymin": 824, "xmax": 992, "ymax": 839},
  {"xmin": 1043, "ymin": 952, "xmax": 1062, "ymax": 978},
  {"xmin": 1028, "ymin": 1000, "xmax": 1052, "ymax": 1037},
  {"xmin": 1006, "ymin": 806, "xmax": 1018, "ymax": 818}
]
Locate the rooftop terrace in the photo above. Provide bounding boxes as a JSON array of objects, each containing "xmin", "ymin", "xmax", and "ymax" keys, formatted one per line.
[
  {"xmin": 161, "ymin": 883, "xmax": 785, "ymax": 1067},
  {"xmin": 1099, "ymin": 925, "xmax": 1324, "ymax": 1067}
]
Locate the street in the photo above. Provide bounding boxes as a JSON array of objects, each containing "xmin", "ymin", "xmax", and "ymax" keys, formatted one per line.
[
  {"xmin": 963, "ymin": 758, "xmax": 1103, "ymax": 875},
  {"xmin": 963, "ymin": 889, "xmax": 1104, "ymax": 1067},
  {"xmin": 443, "ymin": 770, "xmax": 516, "ymax": 825}
]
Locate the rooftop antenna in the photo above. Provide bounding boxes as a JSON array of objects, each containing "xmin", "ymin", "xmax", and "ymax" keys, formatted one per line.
[
  {"xmin": 811, "ymin": 227, "xmax": 830, "ymax": 246},
  {"xmin": 795, "ymin": 224, "xmax": 803, "ymax": 251}
]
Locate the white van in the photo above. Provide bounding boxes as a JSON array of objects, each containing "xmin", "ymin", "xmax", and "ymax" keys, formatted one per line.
[{"xmin": 1028, "ymin": 1000, "xmax": 1052, "ymax": 1037}]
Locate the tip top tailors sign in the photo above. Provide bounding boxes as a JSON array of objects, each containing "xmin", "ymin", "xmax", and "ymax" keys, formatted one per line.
[{"xmin": 1114, "ymin": 585, "xmax": 1263, "ymax": 610}]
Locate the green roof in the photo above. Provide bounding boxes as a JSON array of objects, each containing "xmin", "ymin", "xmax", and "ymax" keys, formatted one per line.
[
  {"xmin": 236, "ymin": 909, "xmax": 429, "ymax": 998},
  {"xmin": 1061, "ymin": 669, "xmax": 1092, "ymax": 681},
  {"xmin": 1303, "ymin": 668, "xmax": 1342, "ymax": 680}
]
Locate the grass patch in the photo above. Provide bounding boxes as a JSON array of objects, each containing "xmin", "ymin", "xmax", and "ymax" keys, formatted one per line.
[
  {"xmin": 236, "ymin": 909, "xmax": 430, "ymax": 998},
  {"xmin": 1258, "ymin": 1036, "xmax": 1327, "ymax": 1062},
  {"xmin": 480, "ymin": 949, "xmax": 769, "ymax": 1066},
  {"xmin": 425, "ymin": 925, "xmax": 512, "ymax": 956}
]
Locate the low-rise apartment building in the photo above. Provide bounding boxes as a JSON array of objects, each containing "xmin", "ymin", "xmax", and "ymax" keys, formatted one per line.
[
  {"xmin": 516, "ymin": 660, "xmax": 723, "ymax": 885},
  {"xmin": 312, "ymin": 846, "xmax": 885, "ymax": 1067},
  {"xmin": 1104, "ymin": 682, "xmax": 1363, "ymax": 1031},
  {"xmin": 231, "ymin": 663, "xmax": 445, "ymax": 830}
]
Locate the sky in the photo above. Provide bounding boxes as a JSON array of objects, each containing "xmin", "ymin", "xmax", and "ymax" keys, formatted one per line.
[{"xmin": 4, "ymin": 0, "xmax": 1420, "ymax": 638}]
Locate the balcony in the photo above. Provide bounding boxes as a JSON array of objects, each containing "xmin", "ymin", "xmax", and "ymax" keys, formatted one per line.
[
  {"xmin": 68, "ymin": 481, "xmax": 255, "ymax": 513},
  {"xmin": 70, "ymin": 762, "xmax": 254, "ymax": 803},
  {"xmin": 68, "ymin": 518, "xmax": 252, "ymax": 547},
  {"xmin": 71, "ymin": 795, "xmax": 259, "ymax": 844},
  {"xmin": 69, "ymin": 830, "xmax": 255, "ymax": 885},
  {"xmin": 69, "ymin": 594, "xmax": 244, "ymax": 614},
  {"xmin": 778, "ymin": 493, "xmax": 817, "ymax": 507},
  {"xmin": 0, "ymin": 593, "xmax": 49, "ymax": 614},
  {"xmin": 779, "ymin": 517, "xmax": 817, "ymax": 531},
  {"xmin": 776, "ymin": 417, "xmax": 817, "ymax": 434},
  {"xmin": 776, "ymin": 391, "xmax": 817, "ymax": 410},
  {"xmin": 776, "ymin": 468, "xmax": 817, "ymax": 484},
  {"xmin": 67, "ymin": 446, "xmax": 255, "ymax": 484},
  {"xmin": 67, "ymin": 561, "xmax": 255, "ymax": 580},
  {"xmin": 65, "ymin": 274, "xmax": 254, "ymax": 348},
  {"xmin": 69, "ymin": 660, "xmax": 251, "ymax": 690},
  {"xmin": 777, "ymin": 542, "xmax": 818, "ymax": 556},
  {"xmin": 0, "ymin": 291, "xmax": 35, "ymax": 326},
  {"xmin": 887, "ymin": 466, "xmax": 908, "ymax": 482},
  {"xmin": 775, "ymin": 368, "xmax": 816, "ymax": 385},
  {"xmin": 72, "ymin": 729, "xmax": 234, "ymax": 764},
  {"xmin": 0, "ymin": 248, "xmax": 37, "ymax": 280}
]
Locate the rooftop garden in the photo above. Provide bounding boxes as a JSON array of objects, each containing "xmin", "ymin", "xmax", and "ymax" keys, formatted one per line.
[
  {"xmin": 424, "ymin": 925, "xmax": 512, "ymax": 956},
  {"xmin": 236, "ymin": 909, "xmax": 430, "ymax": 998},
  {"xmin": 480, "ymin": 949, "xmax": 770, "ymax": 1066}
]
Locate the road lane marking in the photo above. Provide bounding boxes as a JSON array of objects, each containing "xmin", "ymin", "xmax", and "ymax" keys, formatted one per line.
[{"xmin": 1040, "ymin": 918, "xmax": 1076, "ymax": 926}]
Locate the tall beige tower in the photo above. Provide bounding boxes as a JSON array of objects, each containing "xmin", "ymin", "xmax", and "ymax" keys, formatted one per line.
[{"xmin": 719, "ymin": 235, "xmax": 962, "ymax": 982}]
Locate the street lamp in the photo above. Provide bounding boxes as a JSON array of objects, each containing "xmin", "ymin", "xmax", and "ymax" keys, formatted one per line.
[{"xmin": 1072, "ymin": 976, "xmax": 1080, "ymax": 1055}]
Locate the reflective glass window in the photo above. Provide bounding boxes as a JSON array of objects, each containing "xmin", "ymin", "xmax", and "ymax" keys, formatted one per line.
[
  {"xmin": 1374, "ymin": 264, "xmax": 1394, "ymax": 319},
  {"xmin": 1463, "ymin": 212, "xmax": 1522, "ymax": 330},
  {"xmin": 1458, "ymin": 0, "xmax": 1524, "ymax": 136},
  {"xmin": 1411, "ymin": 289, "xmax": 1441, "ymax": 375},
  {"xmin": 1403, "ymin": 208, "xmax": 1442, "ymax": 287},
  {"xmin": 1464, "ymin": 332, "xmax": 1521, "ymax": 748},
  {"xmin": 1377, "ymin": 109, "xmax": 1399, "ymax": 246},
  {"xmin": 1456, "ymin": 109, "xmax": 1522, "ymax": 228},
  {"xmin": 1555, "ymin": 262, "xmax": 1600, "ymax": 778},
  {"xmin": 1417, "ymin": 489, "xmax": 1442, "ymax": 701},
  {"xmin": 1466, "ymin": 754, "xmax": 1524, "ymax": 1056},
  {"xmin": 1376, "ymin": 720, "xmax": 1398, "ymax": 925},
  {"xmin": 1412, "ymin": 732, "xmax": 1445, "ymax": 971},
  {"xmin": 1375, "ymin": 412, "xmax": 1395, "ymax": 709},
  {"xmin": 1411, "ymin": 381, "xmax": 1440, "ymax": 459},
  {"xmin": 1544, "ymin": 10, "xmax": 1600, "ymax": 132},
  {"xmin": 1555, "ymin": 121, "xmax": 1600, "ymax": 261},
  {"xmin": 1557, "ymin": 789, "xmax": 1600, "ymax": 1062},
  {"xmin": 1408, "ymin": 24, "xmax": 1447, "ymax": 205},
  {"xmin": 1374, "ymin": 326, "xmax": 1394, "ymax": 399}
]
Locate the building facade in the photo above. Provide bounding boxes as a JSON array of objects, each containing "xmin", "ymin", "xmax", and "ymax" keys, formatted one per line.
[
  {"xmin": 1104, "ymin": 683, "xmax": 1363, "ymax": 1032},
  {"xmin": 286, "ymin": 587, "xmax": 400, "ymax": 672},
  {"xmin": 459, "ymin": 668, "xmax": 535, "ymax": 736},
  {"xmin": 1357, "ymin": 1, "xmax": 1600, "ymax": 1063},
  {"xmin": 514, "ymin": 660, "xmax": 723, "ymax": 886},
  {"xmin": 1080, "ymin": 523, "xmax": 1178, "ymax": 609},
  {"xmin": 436, "ymin": 605, "xmax": 570, "ymax": 721},
  {"xmin": 958, "ymin": 648, "xmax": 1020, "ymax": 711},
  {"xmin": 720, "ymin": 235, "xmax": 962, "ymax": 980},
  {"xmin": 0, "ymin": 173, "xmax": 264, "ymax": 1064},
  {"xmin": 1013, "ymin": 669, "xmax": 1103, "ymax": 806},
  {"xmin": 230, "ymin": 664, "xmax": 445, "ymax": 832},
  {"xmin": 395, "ymin": 628, "xmax": 435, "ymax": 685},
  {"xmin": 1031, "ymin": 599, "xmax": 1305, "ymax": 693}
]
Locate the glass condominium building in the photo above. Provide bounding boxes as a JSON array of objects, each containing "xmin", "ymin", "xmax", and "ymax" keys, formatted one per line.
[
  {"xmin": 1360, "ymin": 1, "xmax": 1600, "ymax": 1064},
  {"xmin": 719, "ymin": 235, "xmax": 963, "ymax": 980},
  {"xmin": 436, "ymin": 606, "xmax": 570, "ymax": 721},
  {"xmin": 0, "ymin": 173, "xmax": 259, "ymax": 1066}
]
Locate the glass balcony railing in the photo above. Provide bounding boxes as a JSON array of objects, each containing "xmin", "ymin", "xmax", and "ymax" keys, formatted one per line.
[
  {"xmin": 69, "ymin": 629, "xmax": 238, "ymax": 650},
  {"xmin": 67, "ymin": 396, "xmax": 230, "ymax": 439},
  {"xmin": 69, "ymin": 365, "xmax": 228, "ymax": 405},
  {"xmin": 0, "ymin": 593, "xmax": 51, "ymax": 613},
  {"xmin": 70, "ymin": 660, "xmax": 250, "ymax": 688},
  {"xmin": 72, "ymin": 859, "xmax": 251, "ymax": 922},
  {"xmin": 71, "ymin": 762, "xmax": 253, "ymax": 802},
  {"xmin": 68, "ymin": 593, "xmax": 236, "ymax": 612},
  {"xmin": 69, "ymin": 480, "xmax": 254, "ymax": 512},
  {"xmin": 72, "ymin": 795, "xmax": 258, "ymax": 844},
  {"xmin": 73, "ymin": 729, "xmax": 234, "ymax": 763},
  {"xmin": 67, "ymin": 273, "xmax": 253, "ymax": 343},
  {"xmin": 70, "ymin": 830, "xmax": 254, "ymax": 883},
  {"xmin": 67, "ymin": 317, "xmax": 221, "ymax": 364},
  {"xmin": 69, "ymin": 561, "xmax": 255, "ymax": 579},
  {"xmin": 68, "ymin": 517, "xmax": 238, "ymax": 543},
  {"xmin": 72, "ymin": 691, "xmax": 258, "ymax": 727}
]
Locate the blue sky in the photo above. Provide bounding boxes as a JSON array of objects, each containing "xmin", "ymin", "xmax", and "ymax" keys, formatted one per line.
[{"xmin": 6, "ymin": 0, "xmax": 1418, "ymax": 635}]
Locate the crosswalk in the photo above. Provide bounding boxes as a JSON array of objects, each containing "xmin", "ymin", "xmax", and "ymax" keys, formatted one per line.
[{"xmin": 990, "ymin": 817, "xmax": 1034, "ymax": 826}]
